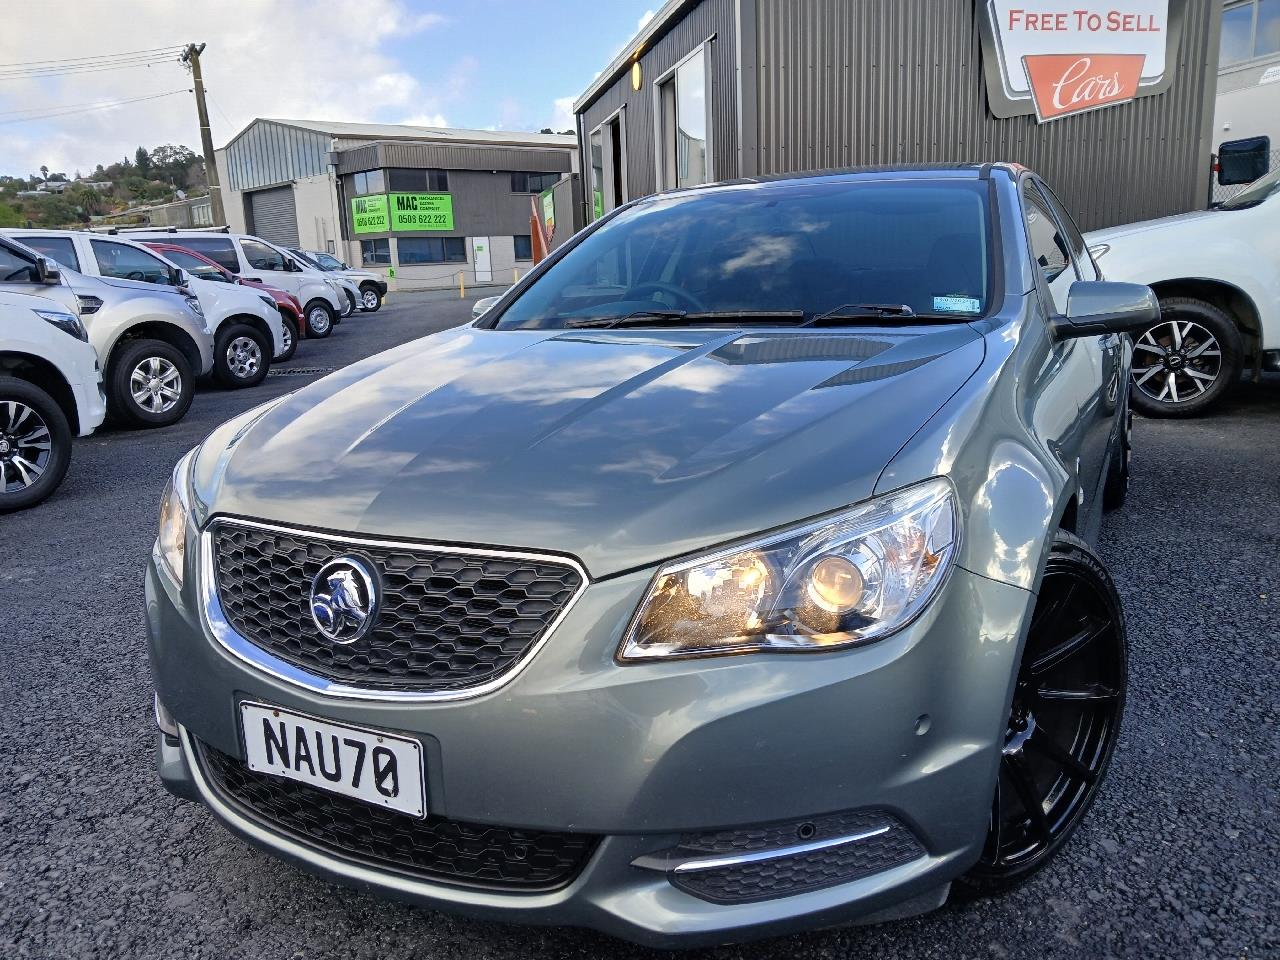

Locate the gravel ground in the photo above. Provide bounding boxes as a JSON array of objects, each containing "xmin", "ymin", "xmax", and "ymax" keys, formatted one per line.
[{"xmin": 1, "ymin": 294, "xmax": 1276, "ymax": 960}]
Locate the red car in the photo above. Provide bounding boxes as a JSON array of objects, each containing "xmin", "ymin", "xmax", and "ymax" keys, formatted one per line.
[{"xmin": 142, "ymin": 242, "xmax": 307, "ymax": 358}]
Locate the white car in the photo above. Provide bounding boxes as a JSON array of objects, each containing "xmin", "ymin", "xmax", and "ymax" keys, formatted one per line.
[
  {"xmin": 128, "ymin": 231, "xmax": 348, "ymax": 338},
  {"xmin": 0, "ymin": 288, "xmax": 106, "ymax": 511},
  {"xmin": 471, "ymin": 294, "xmax": 502, "ymax": 320},
  {"xmin": 7, "ymin": 230, "xmax": 285, "ymax": 389},
  {"xmin": 1085, "ymin": 169, "xmax": 1280, "ymax": 417},
  {"xmin": 297, "ymin": 249, "xmax": 387, "ymax": 312}
]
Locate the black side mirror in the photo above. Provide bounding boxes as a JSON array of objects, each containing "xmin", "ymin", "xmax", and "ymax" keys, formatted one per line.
[
  {"xmin": 284, "ymin": 258, "xmax": 300, "ymax": 272},
  {"xmin": 1054, "ymin": 281, "xmax": 1159, "ymax": 339},
  {"xmin": 169, "ymin": 266, "xmax": 189, "ymax": 288},
  {"xmin": 34, "ymin": 256, "xmax": 61, "ymax": 285}
]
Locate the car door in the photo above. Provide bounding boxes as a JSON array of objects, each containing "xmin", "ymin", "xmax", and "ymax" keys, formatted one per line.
[
  {"xmin": 89, "ymin": 238, "xmax": 176, "ymax": 286},
  {"xmin": 1033, "ymin": 179, "xmax": 1124, "ymax": 526},
  {"xmin": 238, "ymin": 238, "xmax": 302, "ymax": 298}
]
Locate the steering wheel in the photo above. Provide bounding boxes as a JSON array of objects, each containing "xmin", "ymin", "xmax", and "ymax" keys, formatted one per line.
[
  {"xmin": 626, "ymin": 282, "xmax": 706, "ymax": 313},
  {"xmin": 126, "ymin": 270, "xmax": 147, "ymax": 281}
]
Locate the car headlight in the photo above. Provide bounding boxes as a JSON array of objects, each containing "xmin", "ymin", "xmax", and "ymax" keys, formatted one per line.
[
  {"xmin": 618, "ymin": 478, "xmax": 958, "ymax": 661},
  {"xmin": 156, "ymin": 450, "xmax": 196, "ymax": 587},
  {"xmin": 257, "ymin": 293, "xmax": 276, "ymax": 309},
  {"xmin": 34, "ymin": 309, "xmax": 88, "ymax": 342}
]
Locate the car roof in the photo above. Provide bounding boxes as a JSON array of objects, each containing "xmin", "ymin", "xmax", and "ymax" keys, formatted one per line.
[{"xmin": 645, "ymin": 162, "xmax": 1029, "ymax": 201}]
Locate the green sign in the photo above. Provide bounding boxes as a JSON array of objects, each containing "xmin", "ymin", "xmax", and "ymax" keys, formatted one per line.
[
  {"xmin": 593, "ymin": 190, "xmax": 603, "ymax": 219},
  {"xmin": 389, "ymin": 192, "xmax": 454, "ymax": 231},
  {"xmin": 350, "ymin": 195, "xmax": 389, "ymax": 234},
  {"xmin": 540, "ymin": 189, "xmax": 555, "ymax": 236}
]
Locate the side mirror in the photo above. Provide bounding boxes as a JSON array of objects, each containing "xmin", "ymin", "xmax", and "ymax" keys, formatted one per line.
[
  {"xmin": 34, "ymin": 256, "xmax": 61, "ymax": 285},
  {"xmin": 1054, "ymin": 281, "xmax": 1159, "ymax": 339},
  {"xmin": 169, "ymin": 266, "xmax": 189, "ymax": 288},
  {"xmin": 285, "ymin": 258, "xmax": 300, "ymax": 272}
]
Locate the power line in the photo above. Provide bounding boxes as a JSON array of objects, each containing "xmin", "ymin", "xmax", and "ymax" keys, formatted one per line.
[
  {"xmin": 0, "ymin": 45, "xmax": 185, "ymax": 69},
  {"xmin": 0, "ymin": 56, "xmax": 182, "ymax": 81},
  {"xmin": 0, "ymin": 89, "xmax": 191, "ymax": 126},
  {"xmin": 0, "ymin": 88, "xmax": 189, "ymax": 118}
]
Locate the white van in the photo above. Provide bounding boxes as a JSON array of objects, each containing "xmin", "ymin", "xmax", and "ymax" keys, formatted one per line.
[
  {"xmin": 128, "ymin": 231, "xmax": 348, "ymax": 338},
  {"xmin": 6, "ymin": 230, "xmax": 286, "ymax": 389}
]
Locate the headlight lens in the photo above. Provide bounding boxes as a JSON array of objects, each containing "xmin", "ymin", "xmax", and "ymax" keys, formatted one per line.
[
  {"xmin": 156, "ymin": 450, "xmax": 196, "ymax": 587},
  {"xmin": 34, "ymin": 309, "xmax": 88, "ymax": 342},
  {"xmin": 184, "ymin": 294, "xmax": 204, "ymax": 318},
  {"xmin": 257, "ymin": 294, "xmax": 276, "ymax": 309},
  {"xmin": 619, "ymin": 478, "xmax": 958, "ymax": 661}
]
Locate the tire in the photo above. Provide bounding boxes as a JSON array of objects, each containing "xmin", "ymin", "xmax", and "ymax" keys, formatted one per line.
[
  {"xmin": 108, "ymin": 339, "xmax": 194, "ymax": 429},
  {"xmin": 953, "ymin": 530, "xmax": 1126, "ymax": 900},
  {"xmin": 213, "ymin": 323, "xmax": 270, "ymax": 389},
  {"xmin": 277, "ymin": 316, "xmax": 299, "ymax": 362},
  {"xmin": 1130, "ymin": 297, "xmax": 1242, "ymax": 419},
  {"xmin": 359, "ymin": 283, "xmax": 383, "ymax": 312},
  {"xmin": 1102, "ymin": 390, "xmax": 1132, "ymax": 512},
  {"xmin": 303, "ymin": 300, "xmax": 335, "ymax": 339},
  {"xmin": 341, "ymin": 289, "xmax": 356, "ymax": 318},
  {"xmin": 0, "ymin": 376, "xmax": 72, "ymax": 513}
]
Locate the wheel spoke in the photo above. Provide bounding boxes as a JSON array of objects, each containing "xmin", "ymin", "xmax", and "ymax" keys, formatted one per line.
[
  {"xmin": 1133, "ymin": 365, "xmax": 1162, "ymax": 385},
  {"xmin": 1003, "ymin": 754, "xmax": 1051, "ymax": 843},
  {"xmin": 1171, "ymin": 322, "xmax": 1185, "ymax": 349},
  {"xmin": 1133, "ymin": 342, "xmax": 1163, "ymax": 355},
  {"xmin": 9, "ymin": 454, "xmax": 42, "ymax": 486},
  {"xmin": 1029, "ymin": 616, "xmax": 1107, "ymax": 676},
  {"xmin": 1166, "ymin": 373, "xmax": 1180, "ymax": 403},
  {"xmin": 1036, "ymin": 682, "xmax": 1118, "ymax": 703},
  {"xmin": 1186, "ymin": 368, "xmax": 1215, "ymax": 382},
  {"xmin": 1029, "ymin": 579, "xmax": 1076, "ymax": 637},
  {"xmin": 1026, "ymin": 727, "xmax": 1097, "ymax": 783}
]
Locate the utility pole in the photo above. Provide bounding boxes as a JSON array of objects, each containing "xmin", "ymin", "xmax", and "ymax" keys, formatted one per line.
[{"xmin": 181, "ymin": 43, "xmax": 226, "ymax": 225}]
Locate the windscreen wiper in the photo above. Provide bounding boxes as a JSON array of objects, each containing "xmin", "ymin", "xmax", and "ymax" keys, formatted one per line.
[
  {"xmin": 801, "ymin": 303, "xmax": 966, "ymax": 327},
  {"xmin": 566, "ymin": 310, "xmax": 806, "ymax": 329}
]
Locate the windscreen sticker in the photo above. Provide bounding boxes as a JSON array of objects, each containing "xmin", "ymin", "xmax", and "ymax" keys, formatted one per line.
[{"xmin": 933, "ymin": 295, "xmax": 982, "ymax": 314}]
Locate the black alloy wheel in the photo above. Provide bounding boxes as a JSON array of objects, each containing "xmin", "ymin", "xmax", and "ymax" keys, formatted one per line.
[
  {"xmin": 0, "ymin": 377, "xmax": 72, "ymax": 512},
  {"xmin": 1130, "ymin": 298, "xmax": 1242, "ymax": 418},
  {"xmin": 957, "ymin": 531, "xmax": 1126, "ymax": 897}
]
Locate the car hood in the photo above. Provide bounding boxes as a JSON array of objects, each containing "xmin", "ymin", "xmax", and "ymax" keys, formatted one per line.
[
  {"xmin": 197, "ymin": 324, "xmax": 985, "ymax": 576},
  {"xmin": 1086, "ymin": 207, "xmax": 1223, "ymax": 243}
]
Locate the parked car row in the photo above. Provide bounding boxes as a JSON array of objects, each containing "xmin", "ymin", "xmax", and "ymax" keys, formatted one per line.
[{"xmin": 0, "ymin": 229, "xmax": 386, "ymax": 512}]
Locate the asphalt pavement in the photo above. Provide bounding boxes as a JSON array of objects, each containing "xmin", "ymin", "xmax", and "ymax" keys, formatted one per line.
[{"xmin": 1, "ymin": 293, "xmax": 1276, "ymax": 959}]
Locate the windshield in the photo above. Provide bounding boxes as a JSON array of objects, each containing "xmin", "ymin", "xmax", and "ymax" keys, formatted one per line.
[
  {"xmin": 290, "ymin": 248, "xmax": 323, "ymax": 269},
  {"xmin": 1220, "ymin": 168, "xmax": 1280, "ymax": 210},
  {"xmin": 491, "ymin": 179, "xmax": 992, "ymax": 329},
  {"xmin": 161, "ymin": 249, "xmax": 230, "ymax": 282}
]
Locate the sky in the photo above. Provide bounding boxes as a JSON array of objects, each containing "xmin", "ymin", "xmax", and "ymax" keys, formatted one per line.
[{"xmin": 0, "ymin": 0, "xmax": 657, "ymax": 178}]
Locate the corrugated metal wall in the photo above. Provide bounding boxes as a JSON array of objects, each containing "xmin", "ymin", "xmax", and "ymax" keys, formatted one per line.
[
  {"xmin": 579, "ymin": 0, "xmax": 738, "ymax": 204},
  {"xmin": 751, "ymin": 0, "xmax": 1217, "ymax": 230},
  {"xmin": 338, "ymin": 170, "xmax": 546, "ymax": 240},
  {"xmin": 224, "ymin": 121, "xmax": 331, "ymax": 192},
  {"xmin": 336, "ymin": 142, "xmax": 572, "ymax": 175}
]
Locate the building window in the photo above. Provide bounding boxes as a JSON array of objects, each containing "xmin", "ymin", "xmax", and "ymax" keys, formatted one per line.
[
  {"xmin": 513, "ymin": 234, "xmax": 533, "ymax": 260},
  {"xmin": 353, "ymin": 170, "xmax": 386, "ymax": 195},
  {"xmin": 388, "ymin": 168, "xmax": 449, "ymax": 192},
  {"xmin": 1221, "ymin": 0, "xmax": 1280, "ymax": 67},
  {"xmin": 398, "ymin": 237, "xmax": 466, "ymax": 264},
  {"xmin": 361, "ymin": 238, "xmax": 391, "ymax": 266},
  {"xmin": 511, "ymin": 172, "xmax": 560, "ymax": 193},
  {"xmin": 589, "ymin": 127, "xmax": 604, "ymax": 219},
  {"xmin": 656, "ymin": 46, "xmax": 710, "ymax": 190}
]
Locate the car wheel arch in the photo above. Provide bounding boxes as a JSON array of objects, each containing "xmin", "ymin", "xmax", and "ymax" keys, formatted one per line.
[
  {"xmin": 107, "ymin": 321, "xmax": 202, "ymax": 378},
  {"xmin": 1147, "ymin": 278, "xmax": 1263, "ymax": 361},
  {"xmin": 0, "ymin": 351, "xmax": 78, "ymax": 431}
]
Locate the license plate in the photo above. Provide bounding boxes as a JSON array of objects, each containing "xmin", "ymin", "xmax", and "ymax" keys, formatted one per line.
[{"xmin": 239, "ymin": 702, "xmax": 426, "ymax": 818}]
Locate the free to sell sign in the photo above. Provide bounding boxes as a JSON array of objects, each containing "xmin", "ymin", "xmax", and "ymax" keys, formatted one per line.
[
  {"xmin": 351, "ymin": 195, "xmax": 389, "ymax": 234},
  {"xmin": 389, "ymin": 193, "xmax": 454, "ymax": 231},
  {"xmin": 980, "ymin": 0, "xmax": 1175, "ymax": 122}
]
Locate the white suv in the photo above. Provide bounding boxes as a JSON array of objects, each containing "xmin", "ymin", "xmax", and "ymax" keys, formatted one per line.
[
  {"xmin": 1086, "ymin": 168, "xmax": 1280, "ymax": 417},
  {"xmin": 6, "ymin": 230, "xmax": 285, "ymax": 389},
  {"xmin": 296, "ymin": 249, "xmax": 387, "ymax": 312},
  {"xmin": 0, "ymin": 288, "xmax": 106, "ymax": 511},
  {"xmin": 128, "ymin": 232, "xmax": 349, "ymax": 338}
]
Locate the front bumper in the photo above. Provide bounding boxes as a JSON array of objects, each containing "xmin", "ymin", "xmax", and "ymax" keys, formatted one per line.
[{"xmin": 147, "ymin": 546, "xmax": 1034, "ymax": 946}]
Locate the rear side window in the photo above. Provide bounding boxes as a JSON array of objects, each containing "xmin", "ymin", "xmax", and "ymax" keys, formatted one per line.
[
  {"xmin": 19, "ymin": 236, "xmax": 81, "ymax": 272},
  {"xmin": 1023, "ymin": 187, "xmax": 1075, "ymax": 314},
  {"xmin": 91, "ymin": 239, "xmax": 174, "ymax": 285},
  {"xmin": 240, "ymin": 239, "xmax": 286, "ymax": 272},
  {"xmin": 174, "ymin": 236, "xmax": 240, "ymax": 273}
]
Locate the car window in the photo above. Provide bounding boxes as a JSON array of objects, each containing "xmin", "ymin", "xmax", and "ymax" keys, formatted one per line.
[
  {"xmin": 91, "ymin": 239, "xmax": 174, "ymax": 285},
  {"xmin": 0, "ymin": 244, "xmax": 36, "ymax": 283},
  {"xmin": 316, "ymin": 253, "xmax": 345, "ymax": 270},
  {"xmin": 493, "ymin": 180, "xmax": 993, "ymax": 329},
  {"xmin": 163, "ymin": 249, "xmax": 231, "ymax": 282},
  {"xmin": 240, "ymin": 239, "xmax": 286, "ymax": 272},
  {"xmin": 172, "ymin": 236, "xmax": 240, "ymax": 273},
  {"xmin": 1022, "ymin": 186, "xmax": 1076, "ymax": 314},
  {"xmin": 19, "ymin": 236, "xmax": 81, "ymax": 272},
  {"xmin": 289, "ymin": 248, "xmax": 322, "ymax": 269},
  {"xmin": 1034, "ymin": 182, "xmax": 1097, "ymax": 280}
]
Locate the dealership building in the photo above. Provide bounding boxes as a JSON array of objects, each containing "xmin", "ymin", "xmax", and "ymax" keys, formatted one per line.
[
  {"xmin": 214, "ymin": 119, "xmax": 575, "ymax": 286},
  {"xmin": 572, "ymin": 0, "xmax": 1224, "ymax": 233}
]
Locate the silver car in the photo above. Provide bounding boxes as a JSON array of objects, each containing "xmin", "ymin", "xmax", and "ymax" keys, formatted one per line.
[
  {"xmin": 298, "ymin": 249, "xmax": 387, "ymax": 313},
  {"xmin": 147, "ymin": 164, "xmax": 1153, "ymax": 946},
  {"xmin": 1, "ymin": 235, "xmax": 211, "ymax": 428}
]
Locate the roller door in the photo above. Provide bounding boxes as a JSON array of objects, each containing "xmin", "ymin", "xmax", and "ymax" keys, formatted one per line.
[{"xmin": 247, "ymin": 186, "xmax": 298, "ymax": 246}]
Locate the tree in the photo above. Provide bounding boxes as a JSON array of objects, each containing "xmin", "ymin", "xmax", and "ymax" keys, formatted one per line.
[
  {"xmin": 39, "ymin": 164, "xmax": 48, "ymax": 181},
  {"xmin": 0, "ymin": 202, "xmax": 21, "ymax": 227},
  {"xmin": 36, "ymin": 196, "xmax": 77, "ymax": 227},
  {"xmin": 134, "ymin": 146, "xmax": 152, "ymax": 177},
  {"xmin": 150, "ymin": 144, "xmax": 199, "ymax": 188},
  {"xmin": 540, "ymin": 127, "xmax": 553, "ymax": 134}
]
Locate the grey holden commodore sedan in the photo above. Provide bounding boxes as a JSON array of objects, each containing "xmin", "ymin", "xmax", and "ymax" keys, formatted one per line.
[{"xmin": 147, "ymin": 164, "xmax": 1155, "ymax": 946}]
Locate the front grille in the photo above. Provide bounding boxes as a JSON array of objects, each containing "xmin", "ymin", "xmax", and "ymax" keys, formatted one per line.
[
  {"xmin": 195, "ymin": 740, "xmax": 598, "ymax": 891},
  {"xmin": 671, "ymin": 810, "xmax": 924, "ymax": 904},
  {"xmin": 212, "ymin": 521, "xmax": 583, "ymax": 693}
]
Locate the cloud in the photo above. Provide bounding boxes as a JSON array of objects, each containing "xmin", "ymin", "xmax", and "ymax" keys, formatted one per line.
[
  {"xmin": 0, "ymin": 0, "xmax": 454, "ymax": 175},
  {"xmin": 637, "ymin": 9, "xmax": 656, "ymax": 30},
  {"xmin": 550, "ymin": 96, "xmax": 575, "ymax": 133},
  {"xmin": 396, "ymin": 113, "xmax": 449, "ymax": 128}
]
